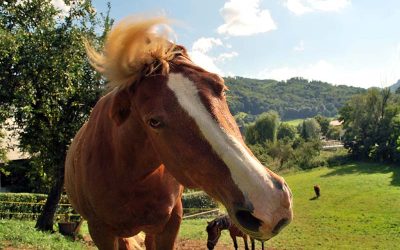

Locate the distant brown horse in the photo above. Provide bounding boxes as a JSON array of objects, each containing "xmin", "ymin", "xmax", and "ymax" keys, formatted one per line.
[
  {"xmin": 65, "ymin": 16, "xmax": 292, "ymax": 250},
  {"xmin": 314, "ymin": 185, "xmax": 320, "ymax": 198},
  {"xmin": 206, "ymin": 215, "xmax": 265, "ymax": 250}
]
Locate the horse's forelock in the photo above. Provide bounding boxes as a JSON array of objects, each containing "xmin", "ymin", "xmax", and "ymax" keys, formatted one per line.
[{"xmin": 85, "ymin": 16, "xmax": 186, "ymax": 90}]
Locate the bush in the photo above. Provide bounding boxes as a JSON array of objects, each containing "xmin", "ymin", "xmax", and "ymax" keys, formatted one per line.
[
  {"xmin": 181, "ymin": 192, "xmax": 218, "ymax": 209},
  {"xmin": 0, "ymin": 193, "xmax": 76, "ymax": 220}
]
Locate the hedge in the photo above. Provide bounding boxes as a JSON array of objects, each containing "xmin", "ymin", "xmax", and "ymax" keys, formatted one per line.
[
  {"xmin": 0, "ymin": 191, "xmax": 217, "ymax": 220},
  {"xmin": 0, "ymin": 193, "xmax": 76, "ymax": 220},
  {"xmin": 181, "ymin": 191, "xmax": 218, "ymax": 209}
]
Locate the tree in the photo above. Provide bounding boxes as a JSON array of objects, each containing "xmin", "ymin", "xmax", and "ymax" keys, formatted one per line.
[
  {"xmin": 277, "ymin": 123, "xmax": 296, "ymax": 141},
  {"xmin": 314, "ymin": 115, "xmax": 330, "ymax": 137},
  {"xmin": 326, "ymin": 125, "xmax": 343, "ymax": 141},
  {"xmin": 0, "ymin": 129, "xmax": 6, "ymax": 163},
  {"xmin": 0, "ymin": 0, "xmax": 112, "ymax": 231},
  {"xmin": 245, "ymin": 111, "xmax": 280, "ymax": 144},
  {"xmin": 339, "ymin": 88, "xmax": 400, "ymax": 162},
  {"xmin": 298, "ymin": 118, "xmax": 321, "ymax": 141}
]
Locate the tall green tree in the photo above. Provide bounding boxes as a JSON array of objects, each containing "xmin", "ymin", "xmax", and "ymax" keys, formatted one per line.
[
  {"xmin": 340, "ymin": 88, "xmax": 400, "ymax": 162},
  {"xmin": 277, "ymin": 123, "xmax": 296, "ymax": 141},
  {"xmin": 298, "ymin": 118, "xmax": 321, "ymax": 141},
  {"xmin": 0, "ymin": 0, "xmax": 112, "ymax": 231},
  {"xmin": 245, "ymin": 111, "xmax": 280, "ymax": 144},
  {"xmin": 314, "ymin": 115, "xmax": 330, "ymax": 137}
]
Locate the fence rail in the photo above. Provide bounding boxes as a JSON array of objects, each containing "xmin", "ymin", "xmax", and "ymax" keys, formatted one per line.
[{"xmin": 0, "ymin": 191, "xmax": 219, "ymax": 220}]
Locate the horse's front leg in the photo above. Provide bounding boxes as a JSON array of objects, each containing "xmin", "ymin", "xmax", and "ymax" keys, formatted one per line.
[
  {"xmin": 250, "ymin": 237, "xmax": 255, "ymax": 250},
  {"xmin": 243, "ymin": 235, "xmax": 249, "ymax": 250},
  {"xmin": 88, "ymin": 220, "xmax": 118, "ymax": 250},
  {"xmin": 231, "ymin": 236, "xmax": 239, "ymax": 250},
  {"xmin": 153, "ymin": 199, "xmax": 183, "ymax": 250}
]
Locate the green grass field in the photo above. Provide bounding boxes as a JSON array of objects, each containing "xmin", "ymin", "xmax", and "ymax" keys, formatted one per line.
[
  {"xmin": 282, "ymin": 119, "xmax": 304, "ymax": 127},
  {"xmin": 1, "ymin": 162, "xmax": 399, "ymax": 249},
  {"xmin": 180, "ymin": 162, "xmax": 400, "ymax": 249}
]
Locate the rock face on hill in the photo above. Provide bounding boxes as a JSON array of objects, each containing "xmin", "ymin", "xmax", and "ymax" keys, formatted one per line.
[{"xmin": 224, "ymin": 76, "xmax": 365, "ymax": 120}]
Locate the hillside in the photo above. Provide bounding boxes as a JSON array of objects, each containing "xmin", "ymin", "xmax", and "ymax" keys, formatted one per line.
[
  {"xmin": 224, "ymin": 77, "xmax": 365, "ymax": 120},
  {"xmin": 389, "ymin": 79, "xmax": 400, "ymax": 92}
]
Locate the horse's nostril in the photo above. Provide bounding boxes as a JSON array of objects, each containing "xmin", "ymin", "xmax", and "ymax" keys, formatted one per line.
[
  {"xmin": 235, "ymin": 209, "xmax": 262, "ymax": 232},
  {"xmin": 272, "ymin": 218, "xmax": 289, "ymax": 234}
]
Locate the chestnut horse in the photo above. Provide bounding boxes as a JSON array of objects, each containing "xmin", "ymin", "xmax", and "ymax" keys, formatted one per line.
[
  {"xmin": 65, "ymin": 16, "xmax": 293, "ymax": 250},
  {"xmin": 206, "ymin": 214, "xmax": 264, "ymax": 250}
]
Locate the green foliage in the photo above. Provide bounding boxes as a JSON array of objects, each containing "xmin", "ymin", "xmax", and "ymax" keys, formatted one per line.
[
  {"xmin": 298, "ymin": 118, "xmax": 321, "ymax": 141},
  {"xmin": 245, "ymin": 112, "xmax": 325, "ymax": 171},
  {"xmin": 0, "ymin": 0, "xmax": 113, "ymax": 230},
  {"xmin": 326, "ymin": 125, "xmax": 344, "ymax": 140},
  {"xmin": 0, "ymin": 193, "xmax": 76, "ymax": 220},
  {"xmin": 397, "ymin": 136, "xmax": 400, "ymax": 152},
  {"xmin": 277, "ymin": 123, "xmax": 296, "ymax": 141},
  {"xmin": 233, "ymin": 112, "xmax": 255, "ymax": 129},
  {"xmin": 245, "ymin": 111, "xmax": 280, "ymax": 144},
  {"xmin": 340, "ymin": 88, "xmax": 400, "ymax": 162},
  {"xmin": 0, "ymin": 160, "xmax": 50, "ymax": 193},
  {"xmin": 225, "ymin": 76, "xmax": 364, "ymax": 120},
  {"xmin": 181, "ymin": 192, "xmax": 218, "ymax": 209},
  {"xmin": 265, "ymin": 140, "xmax": 294, "ymax": 169},
  {"xmin": 0, "ymin": 0, "xmax": 111, "ymax": 191},
  {"xmin": 314, "ymin": 115, "xmax": 330, "ymax": 136},
  {"xmin": 0, "ymin": 0, "xmax": 112, "ymax": 188},
  {"xmin": 288, "ymin": 139, "xmax": 323, "ymax": 169},
  {"xmin": 0, "ymin": 129, "xmax": 6, "ymax": 163}
]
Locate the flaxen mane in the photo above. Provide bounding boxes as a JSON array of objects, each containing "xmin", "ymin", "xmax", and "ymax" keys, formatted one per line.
[{"xmin": 84, "ymin": 16, "xmax": 184, "ymax": 89}]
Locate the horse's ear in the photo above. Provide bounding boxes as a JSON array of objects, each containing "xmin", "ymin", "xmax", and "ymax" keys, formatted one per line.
[{"xmin": 109, "ymin": 88, "xmax": 131, "ymax": 126}]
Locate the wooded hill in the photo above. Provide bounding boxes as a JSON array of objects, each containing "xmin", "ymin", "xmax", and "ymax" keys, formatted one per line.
[
  {"xmin": 224, "ymin": 76, "xmax": 365, "ymax": 120},
  {"xmin": 390, "ymin": 80, "xmax": 400, "ymax": 92}
]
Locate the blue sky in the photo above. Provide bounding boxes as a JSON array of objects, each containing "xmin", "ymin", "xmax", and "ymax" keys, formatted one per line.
[{"xmin": 89, "ymin": 0, "xmax": 400, "ymax": 89}]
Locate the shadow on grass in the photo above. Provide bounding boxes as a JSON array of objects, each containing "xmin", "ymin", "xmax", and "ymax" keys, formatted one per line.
[{"xmin": 321, "ymin": 162, "xmax": 400, "ymax": 187}]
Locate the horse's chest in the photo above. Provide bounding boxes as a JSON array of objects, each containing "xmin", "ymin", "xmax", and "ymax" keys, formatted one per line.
[{"xmin": 91, "ymin": 174, "xmax": 181, "ymax": 233}]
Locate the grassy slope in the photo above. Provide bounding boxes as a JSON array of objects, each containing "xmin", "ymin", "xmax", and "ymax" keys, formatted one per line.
[
  {"xmin": 1, "ymin": 162, "xmax": 399, "ymax": 249},
  {"xmin": 180, "ymin": 162, "xmax": 400, "ymax": 249}
]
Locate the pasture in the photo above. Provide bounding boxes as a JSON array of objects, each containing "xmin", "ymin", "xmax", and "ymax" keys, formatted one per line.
[{"xmin": 1, "ymin": 162, "xmax": 399, "ymax": 249}]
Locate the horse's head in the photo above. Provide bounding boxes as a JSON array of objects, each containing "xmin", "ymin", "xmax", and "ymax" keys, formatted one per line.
[
  {"xmin": 86, "ymin": 16, "xmax": 293, "ymax": 241},
  {"xmin": 206, "ymin": 220, "xmax": 222, "ymax": 250}
]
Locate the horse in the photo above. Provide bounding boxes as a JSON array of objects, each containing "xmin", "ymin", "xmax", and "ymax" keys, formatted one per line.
[
  {"xmin": 64, "ymin": 16, "xmax": 293, "ymax": 250},
  {"xmin": 314, "ymin": 184, "xmax": 320, "ymax": 198},
  {"xmin": 206, "ymin": 214, "xmax": 265, "ymax": 250}
]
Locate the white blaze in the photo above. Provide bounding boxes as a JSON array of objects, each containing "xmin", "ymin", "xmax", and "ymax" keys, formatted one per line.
[{"xmin": 167, "ymin": 73, "xmax": 281, "ymax": 224}]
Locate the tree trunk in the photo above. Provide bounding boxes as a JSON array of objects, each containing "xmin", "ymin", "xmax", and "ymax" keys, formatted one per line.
[{"xmin": 35, "ymin": 161, "xmax": 65, "ymax": 232}]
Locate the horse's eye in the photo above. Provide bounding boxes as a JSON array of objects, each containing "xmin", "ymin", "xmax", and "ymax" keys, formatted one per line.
[{"xmin": 148, "ymin": 118, "xmax": 162, "ymax": 128}]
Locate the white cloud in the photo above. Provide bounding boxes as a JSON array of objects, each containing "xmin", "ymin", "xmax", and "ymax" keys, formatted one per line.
[
  {"xmin": 293, "ymin": 40, "xmax": 305, "ymax": 52},
  {"xmin": 217, "ymin": 52, "xmax": 239, "ymax": 62},
  {"xmin": 189, "ymin": 37, "xmax": 239, "ymax": 76},
  {"xmin": 217, "ymin": 0, "xmax": 277, "ymax": 36},
  {"xmin": 51, "ymin": 0, "xmax": 71, "ymax": 16},
  {"xmin": 256, "ymin": 60, "xmax": 398, "ymax": 88},
  {"xmin": 189, "ymin": 51, "xmax": 224, "ymax": 75},
  {"xmin": 283, "ymin": 0, "xmax": 351, "ymax": 15},
  {"xmin": 192, "ymin": 38, "xmax": 223, "ymax": 53},
  {"xmin": 16, "ymin": 0, "xmax": 71, "ymax": 17}
]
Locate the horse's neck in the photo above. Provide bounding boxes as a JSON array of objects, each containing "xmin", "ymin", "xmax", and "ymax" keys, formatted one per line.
[{"xmin": 219, "ymin": 216, "xmax": 231, "ymax": 230}]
